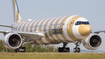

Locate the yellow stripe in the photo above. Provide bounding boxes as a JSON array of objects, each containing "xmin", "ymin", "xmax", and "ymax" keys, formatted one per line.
[
  {"xmin": 18, "ymin": 22, "xmax": 24, "ymax": 31},
  {"xmin": 34, "ymin": 20, "xmax": 41, "ymax": 31},
  {"xmin": 53, "ymin": 17, "xmax": 64, "ymax": 42},
  {"xmin": 30, "ymin": 21, "xmax": 36, "ymax": 32},
  {"xmin": 39, "ymin": 19, "xmax": 46, "ymax": 31},
  {"xmin": 67, "ymin": 16, "xmax": 81, "ymax": 41},
  {"xmin": 60, "ymin": 16, "xmax": 72, "ymax": 42},
  {"xmin": 48, "ymin": 18, "xmax": 60, "ymax": 43},
  {"xmin": 42, "ymin": 18, "xmax": 56, "ymax": 44},
  {"xmin": 16, "ymin": 23, "xmax": 20, "ymax": 30},
  {"xmin": 26, "ymin": 21, "xmax": 33, "ymax": 31},
  {"xmin": 12, "ymin": 23, "xmax": 15, "ymax": 27},
  {"xmin": 38, "ymin": 19, "xmax": 47, "ymax": 44},
  {"xmin": 16, "ymin": 12, "xmax": 19, "ymax": 22},
  {"xmin": 22, "ymin": 21, "xmax": 29, "ymax": 31}
]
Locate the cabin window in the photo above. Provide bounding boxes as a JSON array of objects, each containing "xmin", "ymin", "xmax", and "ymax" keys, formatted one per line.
[{"xmin": 75, "ymin": 21, "xmax": 90, "ymax": 25}]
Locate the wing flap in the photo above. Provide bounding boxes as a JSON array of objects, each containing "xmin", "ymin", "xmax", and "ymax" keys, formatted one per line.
[
  {"xmin": 0, "ymin": 29, "xmax": 44, "ymax": 40},
  {"xmin": 17, "ymin": 31, "xmax": 45, "ymax": 40},
  {"xmin": 0, "ymin": 30, "xmax": 10, "ymax": 33}
]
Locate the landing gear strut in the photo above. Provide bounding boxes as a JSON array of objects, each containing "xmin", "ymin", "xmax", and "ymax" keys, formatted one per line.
[
  {"xmin": 73, "ymin": 41, "xmax": 81, "ymax": 53},
  {"xmin": 15, "ymin": 47, "xmax": 26, "ymax": 53},
  {"xmin": 58, "ymin": 43, "xmax": 70, "ymax": 52},
  {"xmin": 15, "ymin": 38, "xmax": 27, "ymax": 53}
]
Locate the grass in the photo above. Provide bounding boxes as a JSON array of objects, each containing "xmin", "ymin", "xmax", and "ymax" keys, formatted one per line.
[{"xmin": 0, "ymin": 52, "xmax": 105, "ymax": 59}]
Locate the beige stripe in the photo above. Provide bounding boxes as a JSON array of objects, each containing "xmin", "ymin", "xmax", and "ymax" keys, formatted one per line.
[
  {"xmin": 48, "ymin": 18, "xmax": 61, "ymax": 43},
  {"xmin": 30, "ymin": 21, "xmax": 36, "ymax": 32},
  {"xmin": 67, "ymin": 16, "xmax": 81, "ymax": 41},
  {"xmin": 42, "ymin": 18, "xmax": 55, "ymax": 44},
  {"xmin": 26, "ymin": 21, "xmax": 33, "ymax": 31},
  {"xmin": 22, "ymin": 21, "xmax": 29, "ymax": 31},
  {"xmin": 40, "ymin": 18, "xmax": 51, "ymax": 44},
  {"xmin": 12, "ymin": 23, "xmax": 16, "ymax": 27},
  {"xmin": 39, "ymin": 19, "xmax": 46, "ymax": 31},
  {"xmin": 60, "ymin": 16, "xmax": 72, "ymax": 42},
  {"xmin": 46, "ymin": 18, "xmax": 59, "ymax": 43},
  {"xmin": 53, "ymin": 17, "xmax": 65, "ymax": 42},
  {"xmin": 16, "ymin": 23, "xmax": 21, "ymax": 31},
  {"xmin": 34, "ymin": 20, "xmax": 41, "ymax": 31},
  {"xmin": 38, "ymin": 38, "xmax": 46, "ymax": 44},
  {"xmin": 18, "ymin": 22, "xmax": 24, "ymax": 31},
  {"xmin": 38, "ymin": 19, "xmax": 47, "ymax": 44},
  {"xmin": 16, "ymin": 12, "xmax": 19, "ymax": 22},
  {"xmin": 21, "ymin": 19, "xmax": 23, "ymax": 22},
  {"xmin": 12, "ymin": 23, "xmax": 18, "ymax": 30},
  {"xmin": 28, "ymin": 21, "xmax": 36, "ymax": 32},
  {"xmin": 20, "ymin": 22, "xmax": 26, "ymax": 31},
  {"xmin": 18, "ymin": 13, "xmax": 22, "ymax": 22}
]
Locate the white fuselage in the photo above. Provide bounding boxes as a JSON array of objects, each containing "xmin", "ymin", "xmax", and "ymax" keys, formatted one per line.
[{"xmin": 12, "ymin": 15, "xmax": 91, "ymax": 44}]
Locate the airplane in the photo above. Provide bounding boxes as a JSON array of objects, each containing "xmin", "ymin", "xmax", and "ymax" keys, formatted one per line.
[{"xmin": 0, "ymin": 0, "xmax": 103, "ymax": 53}]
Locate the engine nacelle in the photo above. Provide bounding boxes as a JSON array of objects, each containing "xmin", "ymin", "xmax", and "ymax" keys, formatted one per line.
[
  {"xmin": 82, "ymin": 33, "xmax": 102, "ymax": 50},
  {"xmin": 3, "ymin": 33, "xmax": 22, "ymax": 49}
]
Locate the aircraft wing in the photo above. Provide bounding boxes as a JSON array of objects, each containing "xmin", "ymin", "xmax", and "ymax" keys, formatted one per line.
[
  {"xmin": 16, "ymin": 31, "xmax": 45, "ymax": 40},
  {"xmin": 0, "ymin": 25, "xmax": 12, "ymax": 34},
  {"xmin": 0, "ymin": 30, "xmax": 10, "ymax": 34},
  {"xmin": 0, "ymin": 25, "xmax": 12, "ymax": 28},
  {"xmin": 92, "ymin": 30, "xmax": 105, "ymax": 34},
  {"xmin": 0, "ymin": 25, "xmax": 44, "ymax": 40},
  {"xmin": 0, "ymin": 29, "xmax": 44, "ymax": 40}
]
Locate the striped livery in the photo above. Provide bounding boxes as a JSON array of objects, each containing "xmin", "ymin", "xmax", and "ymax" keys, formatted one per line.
[
  {"xmin": 1, "ymin": 0, "xmax": 102, "ymax": 52},
  {"xmin": 12, "ymin": 15, "xmax": 91, "ymax": 44}
]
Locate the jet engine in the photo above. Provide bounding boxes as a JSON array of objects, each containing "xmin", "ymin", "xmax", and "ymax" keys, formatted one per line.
[
  {"xmin": 3, "ymin": 33, "xmax": 22, "ymax": 49},
  {"xmin": 82, "ymin": 33, "xmax": 102, "ymax": 50}
]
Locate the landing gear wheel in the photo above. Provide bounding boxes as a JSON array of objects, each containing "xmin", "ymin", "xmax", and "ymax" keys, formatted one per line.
[
  {"xmin": 58, "ymin": 47, "xmax": 70, "ymax": 52},
  {"xmin": 21, "ymin": 47, "xmax": 26, "ymax": 52},
  {"xmin": 14, "ymin": 47, "xmax": 26, "ymax": 53},
  {"xmin": 58, "ymin": 47, "xmax": 63, "ymax": 52},
  {"xmin": 15, "ymin": 48, "xmax": 20, "ymax": 53},
  {"xmin": 58, "ymin": 43, "xmax": 70, "ymax": 52},
  {"xmin": 74, "ymin": 41, "xmax": 81, "ymax": 53},
  {"xmin": 64, "ymin": 47, "xmax": 70, "ymax": 52},
  {"xmin": 73, "ymin": 47, "xmax": 80, "ymax": 53}
]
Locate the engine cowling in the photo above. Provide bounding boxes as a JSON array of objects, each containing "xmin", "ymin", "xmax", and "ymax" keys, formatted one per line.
[
  {"xmin": 82, "ymin": 33, "xmax": 102, "ymax": 50},
  {"xmin": 3, "ymin": 33, "xmax": 22, "ymax": 49}
]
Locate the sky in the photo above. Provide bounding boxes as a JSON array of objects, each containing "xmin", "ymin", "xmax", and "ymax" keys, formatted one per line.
[{"xmin": 0, "ymin": 0, "xmax": 105, "ymax": 51}]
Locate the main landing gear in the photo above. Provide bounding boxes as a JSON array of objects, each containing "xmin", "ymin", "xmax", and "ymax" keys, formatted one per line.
[
  {"xmin": 15, "ymin": 47, "xmax": 26, "ymax": 53},
  {"xmin": 58, "ymin": 42, "xmax": 81, "ymax": 53},
  {"xmin": 58, "ymin": 43, "xmax": 70, "ymax": 52},
  {"xmin": 73, "ymin": 41, "xmax": 81, "ymax": 53},
  {"xmin": 15, "ymin": 38, "xmax": 27, "ymax": 53}
]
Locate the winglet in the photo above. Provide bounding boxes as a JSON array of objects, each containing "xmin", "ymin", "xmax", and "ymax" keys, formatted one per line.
[{"xmin": 13, "ymin": 0, "xmax": 23, "ymax": 22}]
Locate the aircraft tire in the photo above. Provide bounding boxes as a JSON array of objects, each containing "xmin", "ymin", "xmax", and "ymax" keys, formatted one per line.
[{"xmin": 73, "ymin": 48, "xmax": 80, "ymax": 53}]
